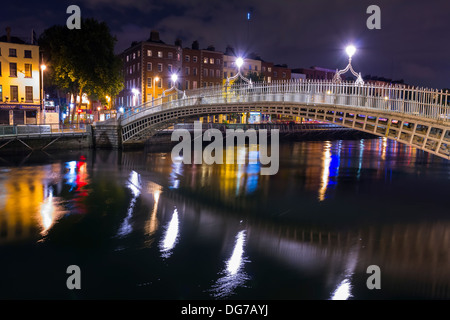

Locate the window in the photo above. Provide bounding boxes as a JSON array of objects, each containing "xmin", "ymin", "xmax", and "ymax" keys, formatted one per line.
[
  {"xmin": 193, "ymin": 56, "xmax": 197, "ymax": 63},
  {"xmin": 204, "ymin": 68, "xmax": 208, "ymax": 76},
  {"xmin": 10, "ymin": 63, "xmax": 17, "ymax": 77},
  {"xmin": 25, "ymin": 86, "xmax": 33, "ymax": 102},
  {"xmin": 0, "ymin": 62, "xmax": 2, "ymax": 76},
  {"xmin": 9, "ymin": 48, "xmax": 16, "ymax": 57},
  {"xmin": 24, "ymin": 64, "xmax": 32, "ymax": 78},
  {"xmin": 224, "ymin": 71, "xmax": 227, "ymax": 78},
  {"xmin": 268, "ymin": 67, "xmax": 272, "ymax": 72},
  {"xmin": 193, "ymin": 67, "xmax": 197, "ymax": 76},
  {"xmin": 203, "ymin": 57, "xmax": 208, "ymax": 64},
  {"xmin": 192, "ymin": 81, "xmax": 197, "ymax": 89},
  {"xmin": 209, "ymin": 58, "xmax": 214, "ymax": 64},
  {"xmin": 249, "ymin": 64, "xmax": 252, "ymax": 70},
  {"xmin": 24, "ymin": 50, "xmax": 32, "ymax": 58},
  {"xmin": 282, "ymin": 72, "xmax": 286, "ymax": 78},
  {"xmin": 138, "ymin": 50, "xmax": 140, "ymax": 57},
  {"xmin": 126, "ymin": 55, "xmax": 129, "ymax": 62},
  {"xmin": 202, "ymin": 82, "xmax": 207, "ymax": 88},
  {"xmin": 185, "ymin": 55, "xmax": 190, "ymax": 62},
  {"xmin": 216, "ymin": 59, "xmax": 220, "ymax": 65},
  {"xmin": 133, "ymin": 53, "xmax": 136, "ymax": 60},
  {"xmin": 147, "ymin": 62, "xmax": 152, "ymax": 71},
  {"xmin": 185, "ymin": 67, "xmax": 189, "ymax": 75},
  {"xmin": 210, "ymin": 69, "xmax": 214, "ymax": 77},
  {"xmin": 262, "ymin": 66, "xmax": 266, "ymax": 72},
  {"xmin": 10, "ymin": 85, "xmax": 18, "ymax": 101},
  {"xmin": 185, "ymin": 80, "xmax": 189, "ymax": 90},
  {"xmin": 158, "ymin": 79, "xmax": 162, "ymax": 88},
  {"xmin": 255, "ymin": 66, "xmax": 258, "ymax": 71},
  {"xmin": 168, "ymin": 64, "xmax": 172, "ymax": 72},
  {"xmin": 0, "ymin": 85, "xmax": 2, "ymax": 101},
  {"xmin": 157, "ymin": 63, "xmax": 163, "ymax": 72},
  {"xmin": 216, "ymin": 70, "xmax": 220, "ymax": 78},
  {"xmin": 147, "ymin": 50, "xmax": 152, "ymax": 57},
  {"xmin": 274, "ymin": 71, "xmax": 278, "ymax": 77},
  {"xmin": 168, "ymin": 52, "xmax": 173, "ymax": 59},
  {"xmin": 224, "ymin": 62, "xmax": 228, "ymax": 67},
  {"xmin": 158, "ymin": 51, "xmax": 163, "ymax": 58},
  {"xmin": 147, "ymin": 77, "xmax": 152, "ymax": 88}
]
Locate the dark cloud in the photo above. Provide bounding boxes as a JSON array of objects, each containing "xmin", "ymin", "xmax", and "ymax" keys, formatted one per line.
[{"xmin": 1, "ymin": 0, "xmax": 449, "ymax": 88}]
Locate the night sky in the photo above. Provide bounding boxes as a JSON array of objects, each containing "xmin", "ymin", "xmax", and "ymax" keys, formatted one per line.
[{"xmin": 3, "ymin": 0, "xmax": 449, "ymax": 89}]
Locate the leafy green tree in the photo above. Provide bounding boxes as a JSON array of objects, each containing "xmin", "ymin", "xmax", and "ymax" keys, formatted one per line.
[{"xmin": 39, "ymin": 18, "xmax": 123, "ymax": 122}]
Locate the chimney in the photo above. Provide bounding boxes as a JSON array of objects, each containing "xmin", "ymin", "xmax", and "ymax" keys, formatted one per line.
[
  {"xmin": 149, "ymin": 30, "xmax": 160, "ymax": 42},
  {"xmin": 191, "ymin": 40, "xmax": 199, "ymax": 50},
  {"xmin": 6, "ymin": 27, "xmax": 11, "ymax": 42}
]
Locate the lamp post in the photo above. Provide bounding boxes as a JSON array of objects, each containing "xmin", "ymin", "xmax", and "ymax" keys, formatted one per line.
[
  {"xmin": 41, "ymin": 64, "xmax": 46, "ymax": 124},
  {"xmin": 333, "ymin": 45, "xmax": 364, "ymax": 85},
  {"xmin": 162, "ymin": 73, "xmax": 185, "ymax": 98}
]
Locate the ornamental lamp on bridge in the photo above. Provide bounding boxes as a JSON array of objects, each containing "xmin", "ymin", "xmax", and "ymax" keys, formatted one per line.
[
  {"xmin": 162, "ymin": 73, "xmax": 186, "ymax": 99},
  {"xmin": 225, "ymin": 56, "xmax": 252, "ymax": 88},
  {"xmin": 333, "ymin": 45, "xmax": 364, "ymax": 86}
]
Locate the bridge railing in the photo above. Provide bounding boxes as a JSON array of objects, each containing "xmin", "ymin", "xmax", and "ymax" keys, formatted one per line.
[{"xmin": 120, "ymin": 80, "xmax": 450, "ymax": 125}]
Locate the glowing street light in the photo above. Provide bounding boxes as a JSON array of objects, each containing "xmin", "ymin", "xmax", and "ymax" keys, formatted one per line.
[
  {"xmin": 235, "ymin": 57, "xmax": 244, "ymax": 69},
  {"xmin": 333, "ymin": 44, "xmax": 364, "ymax": 85},
  {"xmin": 345, "ymin": 45, "xmax": 356, "ymax": 59},
  {"xmin": 41, "ymin": 64, "xmax": 46, "ymax": 123},
  {"xmin": 225, "ymin": 56, "xmax": 251, "ymax": 87},
  {"xmin": 163, "ymin": 73, "xmax": 185, "ymax": 98}
]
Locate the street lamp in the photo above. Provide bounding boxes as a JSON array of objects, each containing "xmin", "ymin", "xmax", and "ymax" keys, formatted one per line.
[
  {"xmin": 163, "ymin": 73, "xmax": 185, "ymax": 98},
  {"xmin": 41, "ymin": 64, "xmax": 46, "ymax": 124},
  {"xmin": 225, "ymin": 56, "xmax": 251, "ymax": 87},
  {"xmin": 333, "ymin": 44, "xmax": 364, "ymax": 85}
]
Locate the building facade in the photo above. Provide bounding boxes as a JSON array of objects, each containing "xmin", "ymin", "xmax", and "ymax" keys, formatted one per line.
[{"xmin": 0, "ymin": 28, "xmax": 40, "ymax": 125}]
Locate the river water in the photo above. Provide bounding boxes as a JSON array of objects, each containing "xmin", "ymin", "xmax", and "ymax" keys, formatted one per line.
[{"xmin": 0, "ymin": 137, "xmax": 449, "ymax": 300}]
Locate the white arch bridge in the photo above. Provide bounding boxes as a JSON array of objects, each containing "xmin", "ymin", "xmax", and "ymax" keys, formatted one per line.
[{"xmin": 100, "ymin": 80, "xmax": 450, "ymax": 160}]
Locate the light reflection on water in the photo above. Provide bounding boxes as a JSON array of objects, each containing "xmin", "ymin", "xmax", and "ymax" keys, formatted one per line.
[
  {"xmin": 210, "ymin": 229, "xmax": 250, "ymax": 299},
  {"xmin": 0, "ymin": 138, "xmax": 449, "ymax": 299}
]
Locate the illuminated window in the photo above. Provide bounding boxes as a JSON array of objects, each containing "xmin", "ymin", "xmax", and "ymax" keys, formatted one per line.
[
  {"xmin": 203, "ymin": 57, "xmax": 208, "ymax": 64},
  {"xmin": 9, "ymin": 63, "xmax": 17, "ymax": 77},
  {"xmin": 210, "ymin": 58, "xmax": 214, "ymax": 64},
  {"xmin": 10, "ymin": 85, "xmax": 18, "ymax": 101},
  {"xmin": 24, "ymin": 64, "xmax": 32, "ymax": 78},
  {"xmin": 158, "ymin": 51, "xmax": 163, "ymax": 58},
  {"xmin": 147, "ymin": 50, "xmax": 152, "ymax": 57}
]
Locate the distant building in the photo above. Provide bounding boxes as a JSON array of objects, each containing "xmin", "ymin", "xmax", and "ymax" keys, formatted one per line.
[
  {"xmin": 116, "ymin": 30, "xmax": 182, "ymax": 109},
  {"xmin": 272, "ymin": 64, "xmax": 291, "ymax": 81},
  {"xmin": 292, "ymin": 66, "xmax": 336, "ymax": 81},
  {"xmin": 0, "ymin": 27, "xmax": 41, "ymax": 125}
]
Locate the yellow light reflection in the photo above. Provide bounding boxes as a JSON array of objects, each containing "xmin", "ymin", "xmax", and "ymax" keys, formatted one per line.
[{"xmin": 319, "ymin": 142, "xmax": 332, "ymax": 201}]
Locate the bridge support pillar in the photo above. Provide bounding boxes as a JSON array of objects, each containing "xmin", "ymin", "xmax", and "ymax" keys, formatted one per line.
[{"xmin": 92, "ymin": 119, "xmax": 122, "ymax": 149}]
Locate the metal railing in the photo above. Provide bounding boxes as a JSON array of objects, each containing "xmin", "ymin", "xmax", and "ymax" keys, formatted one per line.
[
  {"xmin": 0, "ymin": 123, "xmax": 88, "ymax": 137},
  {"xmin": 120, "ymin": 80, "xmax": 450, "ymax": 125}
]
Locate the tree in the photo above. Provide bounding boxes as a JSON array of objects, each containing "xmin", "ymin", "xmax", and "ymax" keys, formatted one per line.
[{"xmin": 39, "ymin": 18, "xmax": 123, "ymax": 122}]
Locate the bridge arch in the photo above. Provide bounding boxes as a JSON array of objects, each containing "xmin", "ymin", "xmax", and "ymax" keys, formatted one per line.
[{"xmin": 117, "ymin": 80, "xmax": 450, "ymax": 160}]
